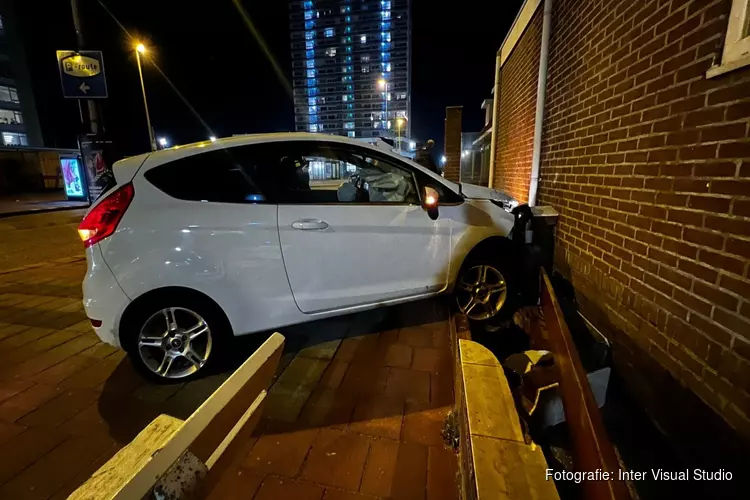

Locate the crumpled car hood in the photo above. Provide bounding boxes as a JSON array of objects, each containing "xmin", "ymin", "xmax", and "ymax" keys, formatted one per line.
[{"xmin": 460, "ymin": 183, "xmax": 519, "ymax": 208}]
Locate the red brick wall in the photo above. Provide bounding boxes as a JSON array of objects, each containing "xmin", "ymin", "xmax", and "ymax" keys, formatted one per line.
[
  {"xmin": 537, "ymin": 0, "xmax": 750, "ymax": 438},
  {"xmin": 493, "ymin": 9, "xmax": 543, "ymax": 204},
  {"xmin": 444, "ymin": 106, "xmax": 463, "ymax": 183}
]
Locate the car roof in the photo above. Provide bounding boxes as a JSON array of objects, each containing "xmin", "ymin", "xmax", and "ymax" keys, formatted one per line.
[
  {"xmin": 139, "ymin": 133, "xmax": 399, "ymax": 166},
  {"xmin": 127, "ymin": 133, "xmax": 456, "ymax": 190}
]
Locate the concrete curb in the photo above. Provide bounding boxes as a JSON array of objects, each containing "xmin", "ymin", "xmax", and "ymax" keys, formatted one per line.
[{"xmin": 452, "ymin": 313, "xmax": 559, "ymax": 500}]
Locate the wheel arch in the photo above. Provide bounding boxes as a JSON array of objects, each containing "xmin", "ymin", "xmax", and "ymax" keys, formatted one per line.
[
  {"xmin": 450, "ymin": 236, "xmax": 517, "ymax": 290},
  {"xmin": 119, "ymin": 286, "xmax": 233, "ymax": 348}
]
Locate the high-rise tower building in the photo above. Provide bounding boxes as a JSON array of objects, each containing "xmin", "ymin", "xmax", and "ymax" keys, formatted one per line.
[{"xmin": 289, "ymin": 0, "xmax": 411, "ymax": 140}]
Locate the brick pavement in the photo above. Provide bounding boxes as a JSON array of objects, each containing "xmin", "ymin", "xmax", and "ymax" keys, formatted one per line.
[
  {"xmin": 204, "ymin": 310, "xmax": 460, "ymax": 500},
  {"xmin": 0, "ymin": 257, "xmax": 459, "ymax": 500},
  {"xmin": 0, "ymin": 258, "xmax": 233, "ymax": 500}
]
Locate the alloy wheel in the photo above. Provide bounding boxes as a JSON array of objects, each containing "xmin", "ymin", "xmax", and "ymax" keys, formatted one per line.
[
  {"xmin": 456, "ymin": 264, "xmax": 508, "ymax": 321},
  {"xmin": 137, "ymin": 307, "xmax": 213, "ymax": 379}
]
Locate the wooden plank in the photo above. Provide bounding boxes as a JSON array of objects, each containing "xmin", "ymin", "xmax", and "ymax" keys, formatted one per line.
[
  {"xmin": 68, "ymin": 414, "xmax": 184, "ymax": 500},
  {"xmin": 69, "ymin": 332, "xmax": 284, "ymax": 500},
  {"xmin": 472, "ymin": 435, "xmax": 559, "ymax": 500},
  {"xmin": 539, "ymin": 270, "xmax": 629, "ymax": 500}
]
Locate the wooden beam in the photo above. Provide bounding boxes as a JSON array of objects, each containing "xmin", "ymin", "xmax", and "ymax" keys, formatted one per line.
[{"xmin": 539, "ymin": 270, "xmax": 630, "ymax": 500}]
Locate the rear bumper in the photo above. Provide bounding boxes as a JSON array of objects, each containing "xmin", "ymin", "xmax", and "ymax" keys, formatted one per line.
[{"xmin": 82, "ymin": 244, "xmax": 131, "ymax": 348}]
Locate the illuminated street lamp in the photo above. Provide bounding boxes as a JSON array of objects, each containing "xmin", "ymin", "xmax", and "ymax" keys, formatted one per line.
[
  {"xmin": 378, "ymin": 78, "xmax": 388, "ymax": 135},
  {"xmin": 440, "ymin": 155, "xmax": 447, "ymax": 165},
  {"xmin": 396, "ymin": 117, "xmax": 404, "ymax": 148},
  {"xmin": 158, "ymin": 137, "xmax": 168, "ymax": 148},
  {"xmin": 134, "ymin": 42, "xmax": 157, "ymax": 152},
  {"xmin": 209, "ymin": 136, "xmax": 217, "ymax": 142}
]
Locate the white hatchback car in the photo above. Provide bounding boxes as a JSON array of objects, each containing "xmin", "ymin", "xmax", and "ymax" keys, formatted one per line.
[{"xmin": 80, "ymin": 133, "xmax": 528, "ymax": 381}]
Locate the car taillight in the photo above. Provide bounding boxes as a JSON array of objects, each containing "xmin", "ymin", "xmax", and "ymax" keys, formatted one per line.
[{"xmin": 78, "ymin": 183, "xmax": 134, "ymax": 248}]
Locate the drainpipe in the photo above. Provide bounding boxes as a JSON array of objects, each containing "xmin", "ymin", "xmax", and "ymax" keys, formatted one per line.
[
  {"xmin": 528, "ymin": 0, "xmax": 553, "ymax": 207},
  {"xmin": 487, "ymin": 52, "xmax": 501, "ymax": 189}
]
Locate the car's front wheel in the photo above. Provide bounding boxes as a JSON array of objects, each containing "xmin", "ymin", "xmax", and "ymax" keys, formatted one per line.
[
  {"xmin": 122, "ymin": 297, "xmax": 226, "ymax": 383},
  {"xmin": 455, "ymin": 255, "xmax": 517, "ymax": 327}
]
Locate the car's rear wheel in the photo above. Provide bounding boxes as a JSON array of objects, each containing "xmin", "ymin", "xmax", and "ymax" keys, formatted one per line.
[
  {"xmin": 455, "ymin": 254, "xmax": 518, "ymax": 327},
  {"xmin": 122, "ymin": 297, "xmax": 228, "ymax": 383}
]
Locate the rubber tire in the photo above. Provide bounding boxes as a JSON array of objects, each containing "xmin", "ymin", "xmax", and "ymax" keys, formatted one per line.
[
  {"xmin": 120, "ymin": 295, "xmax": 230, "ymax": 384},
  {"xmin": 455, "ymin": 251, "xmax": 520, "ymax": 330}
]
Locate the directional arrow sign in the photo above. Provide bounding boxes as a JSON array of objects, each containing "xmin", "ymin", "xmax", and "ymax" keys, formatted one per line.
[{"xmin": 57, "ymin": 50, "xmax": 108, "ymax": 99}]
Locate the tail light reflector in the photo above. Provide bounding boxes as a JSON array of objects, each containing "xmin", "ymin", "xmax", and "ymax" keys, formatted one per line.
[{"xmin": 78, "ymin": 183, "xmax": 134, "ymax": 248}]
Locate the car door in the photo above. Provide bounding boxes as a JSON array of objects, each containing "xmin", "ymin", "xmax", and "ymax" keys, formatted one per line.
[{"xmin": 274, "ymin": 140, "xmax": 451, "ymax": 314}]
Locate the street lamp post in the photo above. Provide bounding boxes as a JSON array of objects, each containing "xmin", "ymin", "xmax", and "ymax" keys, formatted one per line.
[
  {"xmin": 135, "ymin": 43, "xmax": 157, "ymax": 152},
  {"xmin": 396, "ymin": 117, "xmax": 404, "ymax": 149},
  {"xmin": 378, "ymin": 78, "xmax": 388, "ymax": 137}
]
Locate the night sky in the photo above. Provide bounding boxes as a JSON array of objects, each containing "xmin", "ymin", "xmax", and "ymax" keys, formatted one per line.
[{"xmin": 17, "ymin": 0, "xmax": 522, "ymax": 158}]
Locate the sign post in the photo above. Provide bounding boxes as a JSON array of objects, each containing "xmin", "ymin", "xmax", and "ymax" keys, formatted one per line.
[{"xmin": 57, "ymin": 50, "xmax": 115, "ymax": 201}]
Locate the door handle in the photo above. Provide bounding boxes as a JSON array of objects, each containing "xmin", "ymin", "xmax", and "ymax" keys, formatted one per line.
[{"xmin": 292, "ymin": 219, "xmax": 329, "ymax": 230}]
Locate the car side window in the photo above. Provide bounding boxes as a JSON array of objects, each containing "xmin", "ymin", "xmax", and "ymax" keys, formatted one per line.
[
  {"xmin": 274, "ymin": 142, "xmax": 419, "ymax": 205},
  {"xmin": 144, "ymin": 147, "xmax": 273, "ymax": 203}
]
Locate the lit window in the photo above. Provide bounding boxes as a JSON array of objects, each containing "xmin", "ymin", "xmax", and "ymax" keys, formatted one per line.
[
  {"xmin": 380, "ymin": 22, "xmax": 391, "ymax": 30},
  {"xmin": 305, "ymin": 31, "xmax": 315, "ymax": 40},
  {"xmin": 382, "ymin": 32, "xmax": 391, "ymax": 42},
  {"xmin": 303, "ymin": 0, "xmax": 312, "ymax": 9},
  {"xmin": 342, "ymin": 66, "xmax": 350, "ymax": 73},
  {"xmin": 397, "ymin": 92, "xmax": 407, "ymax": 100},
  {"xmin": 362, "ymin": 66, "xmax": 370, "ymax": 73},
  {"xmin": 373, "ymin": 121, "xmax": 380, "ymax": 129},
  {"xmin": 346, "ymin": 46, "xmax": 352, "ymax": 53},
  {"xmin": 345, "ymin": 26, "xmax": 352, "ymax": 33},
  {"xmin": 0, "ymin": 86, "xmax": 19, "ymax": 103},
  {"xmin": 2, "ymin": 132, "xmax": 27, "ymax": 146},
  {"xmin": 307, "ymin": 69, "xmax": 316, "ymax": 77},
  {"xmin": 346, "ymin": 103, "xmax": 354, "ymax": 110},
  {"xmin": 346, "ymin": 16, "xmax": 351, "ymax": 22},
  {"xmin": 340, "ymin": 5, "xmax": 350, "ymax": 13},
  {"xmin": 342, "ymin": 75, "xmax": 352, "ymax": 82},
  {"xmin": 306, "ymin": 59, "xmax": 315, "ymax": 68},
  {"xmin": 0, "ymin": 109, "xmax": 21, "ymax": 125},
  {"xmin": 307, "ymin": 87, "xmax": 318, "ymax": 96},
  {"xmin": 383, "ymin": 62, "xmax": 391, "ymax": 72},
  {"xmin": 361, "ymin": 35, "xmax": 367, "ymax": 44},
  {"xmin": 326, "ymin": 47, "xmax": 337, "ymax": 57},
  {"xmin": 709, "ymin": 0, "xmax": 750, "ymax": 76},
  {"xmin": 309, "ymin": 124, "xmax": 318, "ymax": 132},
  {"xmin": 307, "ymin": 78, "xmax": 316, "ymax": 86},
  {"xmin": 308, "ymin": 97, "xmax": 317, "ymax": 105},
  {"xmin": 347, "ymin": 131, "xmax": 355, "ymax": 137},
  {"xmin": 381, "ymin": 52, "xmax": 390, "ymax": 61},
  {"xmin": 345, "ymin": 56, "xmax": 352, "ymax": 63},
  {"xmin": 309, "ymin": 105, "xmax": 318, "ymax": 114},
  {"xmin": 361, "ymin": 55, "xmax": 370, "ymax": 62},
  {"xmin": 344, "ymin": 122, "xmax": 355, "ymax": 129},
  {"xmin": 305, "ymin": 20, "xmax": 315, "ymax": 29},
  {"xmin": 382, "ymin": 1, "xmax": 391, "ymax": 9},
  {"xmin": 304, "ymin": 10, "xmax": 313, "ymax": 20},
  {"xmin": 325, "ymin": 27, "xmax": 335, "ymax": 37},
  {"xmin": 305, "ymin": 50, "xmax": 314, "ymax": 58},
  {"xmin": 306, "ymin": 40, "xmax": 314, "ymax": 50},
  {"xmin": 381, "ymin": 11, "xmax": 390, "ymax": 19},
  {"xmin": 342, "ymin": 95, "xmax": 348, "ymax": 102}
]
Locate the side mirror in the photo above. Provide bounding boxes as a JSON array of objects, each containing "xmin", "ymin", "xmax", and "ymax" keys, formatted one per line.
[{"xmin": 423, "ymin": 186, "xmax": 440, "ymax": 220}]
